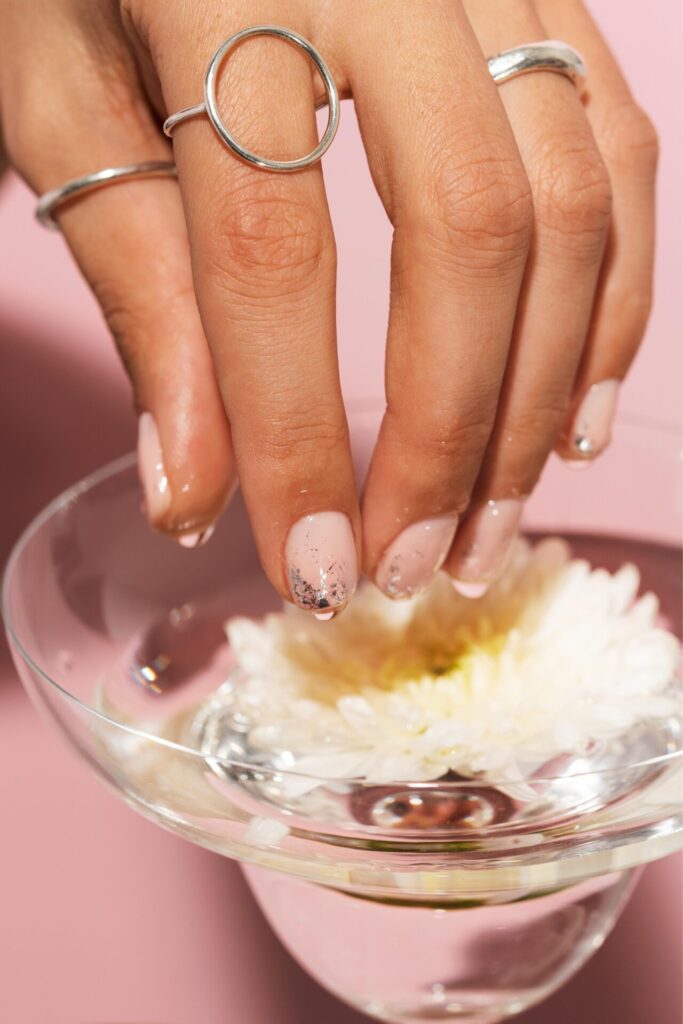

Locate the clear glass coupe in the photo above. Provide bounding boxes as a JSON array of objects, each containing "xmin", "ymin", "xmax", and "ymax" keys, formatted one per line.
[{"xmin": 3, "ymin": 408, "xmax": 681, "ymax": 1024}]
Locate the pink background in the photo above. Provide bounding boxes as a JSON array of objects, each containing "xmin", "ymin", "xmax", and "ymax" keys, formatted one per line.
[{"xmin": 0, "ymin": 3, "xmax": 681, "ymax": 1022}]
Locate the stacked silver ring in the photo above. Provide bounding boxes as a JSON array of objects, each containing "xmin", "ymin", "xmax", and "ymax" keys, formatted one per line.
[
  {"xmin": 35, "ymin": 161, "xmax": 178, "ymax": 229},
  {"xmin": 35, "ymin": 29, "xmax": 586, "ymax": 230}
]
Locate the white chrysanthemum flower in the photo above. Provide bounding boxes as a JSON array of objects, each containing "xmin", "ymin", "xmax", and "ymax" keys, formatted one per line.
[{"xmin": 224, "ymin": 539, "xmax": 681, "ymax": 784}]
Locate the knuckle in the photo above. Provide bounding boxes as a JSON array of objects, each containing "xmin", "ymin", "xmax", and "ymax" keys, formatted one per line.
[
  {"xmin": 508, "ymin": 395, "xmax": 570, "ymax": 451},
  {"xmin": 206, "ymin": 184, "xmax": 331, "ymax": 294},
  {"xmin": 95, "ymin": 280, "xmax": 149, "ymax": 351},
  {"xmin": 600, "ymin": 104, "xmax": 659, "ymax": 172},
  {"xmin": 477, "ymin": 387, "xmax": 576, "ymax": 498},
  {"xmin": 417, "ymin": 150, "xmax": 533, "ymax": 264},
  {"xmin": 533, "ymin": 134, "xmax": 613, "ymax": 238},
  {"xmin": 388, "ymin": 402, "xmax": 496, "ymax": 467},
  {"xmin": 252, "ymin": 412, "xmax": 348, "ymax": 467}
]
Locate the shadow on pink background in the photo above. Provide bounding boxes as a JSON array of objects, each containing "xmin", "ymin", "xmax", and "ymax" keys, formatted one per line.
[{"xmin": 0, "ymin": 2, "xmax": 681, "ymax": 1022}]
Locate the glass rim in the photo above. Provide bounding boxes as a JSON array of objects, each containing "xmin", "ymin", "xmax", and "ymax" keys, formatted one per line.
[{"xmin": 3, "ymin": 417, "xmax": 682, "ymax": 790}]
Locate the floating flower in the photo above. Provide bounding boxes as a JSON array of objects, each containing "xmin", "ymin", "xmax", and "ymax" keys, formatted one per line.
[{"xmin": 223, "ymin": 539, "xmax": 681, "ymax": 784}]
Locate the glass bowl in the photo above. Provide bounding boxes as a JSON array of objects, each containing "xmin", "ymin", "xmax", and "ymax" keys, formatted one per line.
[{"xmin": 3, "ymin": 407, "xmax": 681, "ymax": 1024}]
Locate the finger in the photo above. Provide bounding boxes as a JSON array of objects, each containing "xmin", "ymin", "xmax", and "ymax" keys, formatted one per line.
[
  {"xmin": 536, "ymin": 0, "xmax": 658, "ymax": 462},
  {"xmin": 447, "ymin": 0, "xmax": 612, "ymax": 594},
  {"xmin": 151, "ymin": 14, "xmax": 359, "ymax": 613},
  {"xmin": 3, "ymin": 12, "xmax": 235, "ymax": 543},
  {"xmin": 335, "ymin": 2, "xmax": 533, "ymax": 599}
]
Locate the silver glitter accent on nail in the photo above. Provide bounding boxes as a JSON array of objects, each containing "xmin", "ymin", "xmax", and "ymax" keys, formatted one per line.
[
  {"xmin": 385, "ymin": 551, "xmax": 426, "ymax": 600},
  {"xmin": 574, "ymin": 435, "xmax": 594, "ymax": 455},
  {"xmin": 289, "ymin": 560, "xmax": 348, "ymax": 612}
]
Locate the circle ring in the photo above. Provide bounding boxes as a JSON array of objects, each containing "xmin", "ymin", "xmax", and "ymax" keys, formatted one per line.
[{"xmin": 202, "ymin": 25, "xmax": 339, "ymax": 172}]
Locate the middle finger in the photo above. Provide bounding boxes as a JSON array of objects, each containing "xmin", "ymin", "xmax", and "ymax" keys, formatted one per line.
[{"xmin": 340, "ymin": 0, "xmax": 534, "ymax": 600}]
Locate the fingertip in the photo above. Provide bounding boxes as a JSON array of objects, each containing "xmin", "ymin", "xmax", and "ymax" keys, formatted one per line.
[
  {"xmin": 137, "ymin": 409, "xmax": 237, "ymax": 539},
  {"xmin": 446, "ymin": 498, "xmax": 523, "ymax": 593},
  {"xmin": 451, "ymin": 578, "xmax": 489, "ymax": 599},
  {"xmin": 560, "ymin": 457, "xmax": 593, "ymax": 471},
  {"xmin": 563, "ymin": 379, "xmax": 620, "ymax": 462},
  {"xmin": 176, "ymin": 525, "xmax": 216, "ymax": 549},
  {"xmin": 284, "ymin": 511, "xmax": 358, "ymax": 613},
  {"xmin": 314, "ymin": 608, "xmax": 339, "ymax": 621},
  {"xmin": 373, "ymin": 515, "xmax": 459, "ymax": 601}
]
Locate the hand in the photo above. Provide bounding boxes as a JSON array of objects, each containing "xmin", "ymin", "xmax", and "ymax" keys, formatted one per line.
[{"xmin": 1, "ymin": 0, "xmax": 658, "ymax": 610}]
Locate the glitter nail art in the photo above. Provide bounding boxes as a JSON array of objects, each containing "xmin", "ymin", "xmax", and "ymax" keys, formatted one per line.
[
  {"xmin": 376, "ymin": 516, "xmax": 459, "ymax": 600},
  {"xmin": 450, "ymin": 499, "xmax": 523, "ymax": 590},
  {"xmin": 570, "ymin": 380, "xmax": 620, "ymax": 459},
  {"xmin": 286, "ymin": 512, "xmax": 357, "ymax": 613}
]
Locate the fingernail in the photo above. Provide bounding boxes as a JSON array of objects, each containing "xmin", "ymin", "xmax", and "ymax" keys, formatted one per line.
[
  {"xmin": 137, "ymin": 412, "xmax": 171, "ymax": 522},
  {"xmin": 177, "ymin": 525, "xmax": 215, "ymax": 549},
  {"xmin": 376, "ymin": 515, "xmax": 459, "ymax": 600},
  {"xmin": 451, "ymin": 499, "xmax": 523, "ymax": 590},
  {"xmin": 285, "ymin": 512, "xmax": 358, "ymax": 613},
  {"xmin": 452, "ymin": 579, "xmax": 489, "ymax": 599},
  {"xmin": 570, "ymin": 379, "xmax": 620, "ymax": 458},
  {"xmin": 314, "ymin": 609, "xmax": 338, "ymax": 622},
  {"xmin": 563, "ymin": 459, "xmax": 592, "ymax": 471}
]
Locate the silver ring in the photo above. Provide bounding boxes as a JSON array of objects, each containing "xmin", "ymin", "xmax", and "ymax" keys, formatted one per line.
[
  {"xmin": 35, "ymin": 35, "xmax": 578, "ymax": 230},
  {"xmin": 35, "ymin": 161, "xmax": 177, "ymax": 230},
  {"xmin": 163, "ymin": 25, "xmax": 340, "ymax": 172},
  {"xmin": 488, "ymin": 40, "xmax": 586, "ymax": 89}
]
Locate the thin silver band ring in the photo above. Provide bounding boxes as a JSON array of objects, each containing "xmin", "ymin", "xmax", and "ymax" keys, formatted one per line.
[
  {"xmin": 163, "ymin": 25, "xmax": 340, "ymax": 173},
  {"xmin": 488, "ymin": 40, "xmax": 586, "ymax": 89},
  {"xmin": 35, "ymin": 161, "xmax": 177, "ymax": 230},
  {"xmin": 35, "ymin": 37, "xmax": 583, "ymax": 229}
]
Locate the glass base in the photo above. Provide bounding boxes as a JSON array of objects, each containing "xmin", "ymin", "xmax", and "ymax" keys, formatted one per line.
[{"xmin": 243, "ymin": 864, "xmax": 637, "ymax": 1023}]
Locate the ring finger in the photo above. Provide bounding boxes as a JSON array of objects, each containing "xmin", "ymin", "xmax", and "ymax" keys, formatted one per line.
[{"xmin": 447, "ymin": 0, "xmax": 612, "ymax": 595}]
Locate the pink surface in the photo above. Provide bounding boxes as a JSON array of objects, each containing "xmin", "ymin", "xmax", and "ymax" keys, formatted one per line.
[{"xmin": 0, "ymin": 2, "xmax": 681, "ymax": 1022}]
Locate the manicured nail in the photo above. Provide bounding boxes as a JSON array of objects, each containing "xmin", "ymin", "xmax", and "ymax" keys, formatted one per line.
[
  {"xmin": 451, "ymin": 499, "xmax": 523, "ymax": 592},
  {"xmin": 314, "ymin": 609, "xmax": 338, "ymax": 622},
  {"xmin": 570, "ymin": 379, "xmax": 619, "ymax": 458},
  {"xmin": 452, "ymin": 579, "xmax": 489, "ymax": 599},
  {"xmin": 376, "ymin": 515, "xmax": 459, "ymax": 600},
  {"xmin": 137, "ymin": 412, "xmax": 171, "ymax": 522},
  {"xmin": 285, "ymin": 512, "xmax": 357, "ymax": 613},
  {"xmin": 177, "ymin": 525, "xmax": 215, "ymax": 549}
]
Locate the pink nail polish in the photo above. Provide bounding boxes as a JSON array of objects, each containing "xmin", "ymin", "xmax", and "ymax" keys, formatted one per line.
[
  {"xmin": 137, "ymin": 412, "xmax": 171, "ymax": 523},
  {"xmin": 570, "ymin": 379, "xmax": 620, "ymax": 458},
  {"xmin": 285, "ymin": 512, "xmax": 357, "ymax": 613},
  {"xmin": 177, "ymin": 525, "xmax": 215, "ymax": 549},
  {"xmin": 376, "ymin": 515, "xmax": 459, "ymax": 600},
  {"xmin": 451, "ymin": 499, "xmax": 523, "ymax": 588},
  {"xmin": 452, "ymin": 579, "xmax": 489, "ymax": 599}
]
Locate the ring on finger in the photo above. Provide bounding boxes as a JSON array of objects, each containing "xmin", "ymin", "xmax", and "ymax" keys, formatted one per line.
[
  {"xmin": 487, "ymin": 40, "xmax": 586, "ymax": 89},
  {"xmin": 34, "ymin": 37, "xmax": 583, "ymax": 228},
  {"xmin": 163, "ymin": 24, "xmax": 340, "ymax": 173},
  {"xmin": 35, "ymin": 161, "xmax": 177, "ymax": 230}
]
